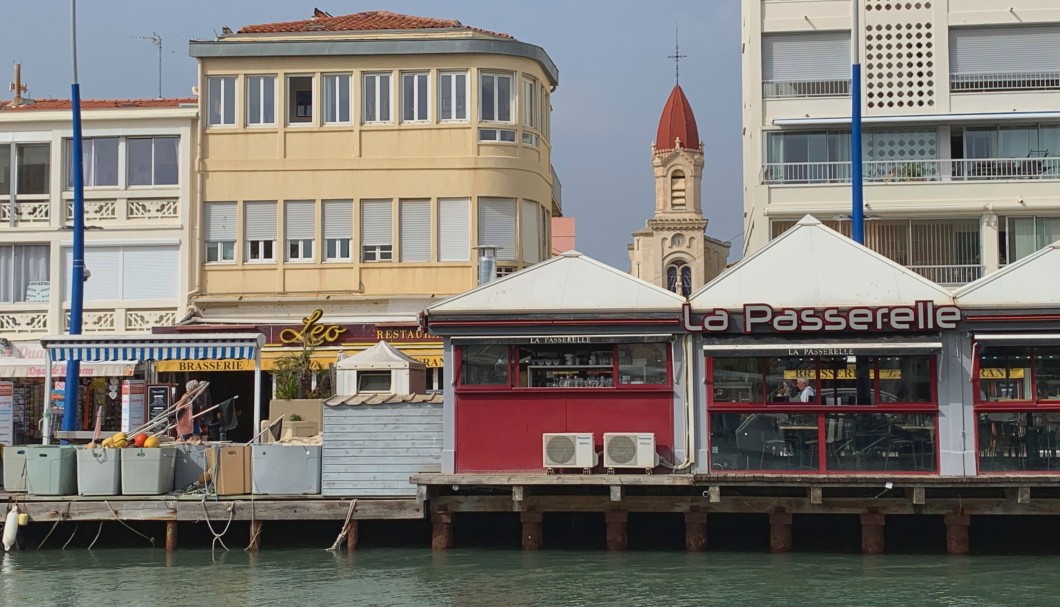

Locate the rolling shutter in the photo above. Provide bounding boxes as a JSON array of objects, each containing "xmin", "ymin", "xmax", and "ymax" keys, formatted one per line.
[
  {"xmin": 949, "ymin": 25, "xmax": 1060, "ymax": 74},
  {"xmin": 245, "ymin": 201, "xmax": 277, "ymax": 241},
  {"xmin": 203, "ymin": 202, "xmax": 236, "ymax": 241},
  {"xmin": 477, "ymin": 198, "xmax": 517, "ymax": 261},
  {"xmin": 65, "ymin": 246, "xmax": 120, "ymax": 302},
  {"xmin": 520, "ymin": 200, "xmax": 541, "ymax": 263},
  {"xmin": 361, "ymin": 200, "xmax": 393, "ymax": 246},
  {"xmin": 323, "ymin": 200, "xmax": 353, "ymax": 240},
  {"xmin": 285, "ymin": 200, "xmax": 315, "ymax": 241},
  {"xmin": 438, "ymin": 198, "xmax": 470, "ymax": 262},
  {"xmin": 762, "ymin": 32, "xmax": 850, "ymax": 81},
  {"xmin": 122, "ymin": 245, "xmax": 178, "ymax": 300},
  {"xmin": 399, "ymin": 199, "xmax": 430, "ymax": 262}
]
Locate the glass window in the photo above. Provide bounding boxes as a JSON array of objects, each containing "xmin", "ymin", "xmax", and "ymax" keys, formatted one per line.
[
  {"xmin": 324, "ymin": 74, "xmax": 351, "ymax": 124},
  {"xmin": 479, "ymin": 129, "xmax": 516, "ymax": 143},
  {"xmin": 879, "ymin": 356, "xmax": 932, "ymax": 403},
  {"xmin": 363, "ymin": 73, "xmax": 392, "ymax": 123},
  {"xmin": 461, "ymin": 345, "xmax": 509, "ymax": 386},
  {"xmin": 1036, "ymin": 347, "xmax": 1060, "ymax": 402},
  {"xmin": 1005, "ymin": 216, "xmax": 1060, "ymax": 264},
  {"xmin": 361, "ymin": 199, "xmax": 393, "ymax": 262},
  {"xmin": 18, "ymin": 144, "xmax": 50, "ymax": 195},
  {"xmin": 439, "ymin": 71, "xmax": 467, "ymax": 121},
  {"xmin": 480, "ymin": 73, "xmax": 512, "ymax": 122},
  {"xmin": 67, "ymin": 138, "xmax": 117, "ymax": 188},
  {"xmin": 824, "ymin": 412, "xmax": 936, "ymax": 472},
  {"xmin": 437, "ymin": 198, "xmax": 470, "ymax": 262},
  {"xmin": 0, "ymin": 244, "xmax": 50, "ymax": 303},
  {"xmin": 399, "ymin": 199, "xmax": 430, "ymax": 262},
  {"xmin": 522, "ymin": 77, "xmax": 537, "ymax": 128},
  {"xmin": 712, "ymin": 358, "xmax": 764, "ymax": 403},
  {"xmin": 766, "ymin": 357, "xmax": 818, "ymax": 403},
  {"xmin": 322, "ymin": 199, "xmax": 353, "ymax": 261},
  {"xmin": 246, "ymin": 75, "xmax": 275, "ymax": 126},
  {"xmin": 284, "ymin": 200, "xmax": 315, "ymax": 262},
  {"xmin": 244, "ymin": 201, "xmax": 277, "ymax": 262},
  {"xmin": 401, "ymin": 72, "xmax": 429, "ymax": 122},
  {"xmin": 617, "ymin": 343, "xmax": 668, "ymax": 385},
  {"xmin": 0, "ymin": 145, "xmax": 10, "ymax": 196},
  {"xmin": 207, "ymin": 76, "xmax": 236, "ymax": 126},
  {"xmin": 710, "ymin": 412, "xmax": 817, "ymax": 471},
  {"xmin": 517, "ymin": 344, "xmax": 615, "ymax": 388},
  {"xmin": 978, "ymin": 411, "xmax": 1060, "ymax": 472},
  {"xmin": 128, "ymin": 137, "xmax": 179, "ymax": 187},
  {"xmin": 358, "ymin": 371, "xmax": 392, "ymax": 392},
  {"xmin": 204, "ymin": 201, "xmax": 237, "ymax": 263},
  {"xmin": 978, "ymin": 346, "xmax": 1033, "ymax": 401},
  {"xmin": 287, "ymin": 76, "xmax": 313, "ymax": 124}
]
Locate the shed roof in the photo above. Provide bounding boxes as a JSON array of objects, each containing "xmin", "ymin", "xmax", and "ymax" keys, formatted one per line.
[
  {"xmin": 954, "ymin": 241, "xmax": 1060, "ymax": 308},
  {"xmin": 427, "ymin": 251, "xmax": 686, "ymax": 316},
  {"xmin": 689, "ymin": 215, "xmax": 954, "ymax": 310},
  {"xmin": 335, "ymin": 340, "xmax": 425, "ymax": 370},
  {"xmin": 324, "ymin": 393, "xmax": 443, "ymax": 406}
]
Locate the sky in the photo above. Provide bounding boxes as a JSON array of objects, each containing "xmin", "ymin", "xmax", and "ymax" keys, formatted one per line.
[{"xmin": 0, "ymin": 0, "xmax": 744, "ymax": 269}]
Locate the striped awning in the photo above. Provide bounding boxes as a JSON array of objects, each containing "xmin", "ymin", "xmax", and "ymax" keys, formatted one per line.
[{"xmin": 39, "ymin": 333, "xmax": 265, "ymax": 363}]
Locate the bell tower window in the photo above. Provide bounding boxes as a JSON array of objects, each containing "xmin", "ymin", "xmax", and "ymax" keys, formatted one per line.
[
  {"xmin": 670, "ymin": 170, "xmax": 686, "ymax": 210},
  {"xmin": 666, "ymin": 260, "xmax": 692, "ymax": 297}
]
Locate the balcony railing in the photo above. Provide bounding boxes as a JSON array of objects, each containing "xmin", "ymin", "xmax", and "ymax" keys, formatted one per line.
[
  {"xmin": 951, "ymin": 71, "xmax": 1060, "ymax": 93},
  {"xmin": 907, "ymin": 265, "xmax": 983, "ymax": 286},
  {"xmin": 763, "ymin": 157, "xmax": 1060, "ymax": 185},
  {"xmin": 763, "ymin": 79, "xmax": 851, "ymax": 99}
]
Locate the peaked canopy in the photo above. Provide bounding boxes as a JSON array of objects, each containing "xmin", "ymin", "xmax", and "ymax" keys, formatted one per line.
[
  {"xmin": 655, "ymin": 85, "xmax": 701, "ymax": 152},
  {"xmin": 954, "ymin": 241, "xmax": 1060, "ymax": 308},
  {"xmin": 336, "ymin": 340, "xmax": 425, "ymax": 370},
  {"xmin": 689, "ymin": 215, "xmax": 954, "ymax": 310},
  {"xmin": 427, "ymin": 251, "xmax": 686, "ymax": 316}
]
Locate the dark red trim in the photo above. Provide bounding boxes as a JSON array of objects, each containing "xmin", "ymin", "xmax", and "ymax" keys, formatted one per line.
[
  {"xmin": 966, "ymin": 314, "xmax": 1060, "ymax": 322},
  {"xmin": 429, "ymin": 318, "xmax": 679, "ymax": 327}
]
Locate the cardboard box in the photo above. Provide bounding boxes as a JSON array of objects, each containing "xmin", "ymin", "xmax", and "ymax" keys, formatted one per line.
[
  {"xmin": 205, "ymin": 444, "xmax": 251, "ymax": 496},
  {"xmin": 280, "ymin": 421, "xmax": 318, "ymax": 441}
]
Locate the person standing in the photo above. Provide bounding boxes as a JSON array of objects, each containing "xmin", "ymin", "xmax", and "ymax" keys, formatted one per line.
[{"xmin": 796, "ymin": 378, "xmax": 816, "ymax": 403}]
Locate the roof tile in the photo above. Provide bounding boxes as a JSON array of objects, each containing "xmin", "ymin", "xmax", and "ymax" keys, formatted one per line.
[
  {"xmin": 238, "ymin": 9, "xmax": 510, "ymax": 38},
  {"xmin": 0, "ymin": 98, "xmax": 196, "ymax": 112}
]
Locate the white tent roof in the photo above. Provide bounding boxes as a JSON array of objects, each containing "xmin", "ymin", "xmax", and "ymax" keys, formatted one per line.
[
  {"xmin": 427, "ymin": 250, "xmax": 686, "ymax": 315},
  {"xmin": 689, "ymin": 215, "xmax": 954, "ymax": 310},
  {"xmin": 954, "ymin": 241, "xmax": 1060, "ymax": 308},
  {"xmin": 335, "ymin": 340, "xmax": 425, "ymax": 370}
]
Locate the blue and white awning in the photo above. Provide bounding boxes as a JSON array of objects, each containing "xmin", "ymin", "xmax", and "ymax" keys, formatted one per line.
[{"xmin": 39, "ymin": 333, "xmax": 265, "ymax": 363}]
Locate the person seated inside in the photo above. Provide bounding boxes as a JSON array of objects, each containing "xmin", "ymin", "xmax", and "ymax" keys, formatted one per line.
[{"xmin": 796, "ymin": 378, "xmax": 816, "ymax": 403}]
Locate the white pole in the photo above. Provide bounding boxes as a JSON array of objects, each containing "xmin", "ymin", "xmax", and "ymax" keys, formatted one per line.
[
  {"xmin": 42, "ymin": 354, "xmax": 53, "ymax": 445},
  {"xmin": 253, "ymin": 350, "xmax": 262, "ymax": 444}
]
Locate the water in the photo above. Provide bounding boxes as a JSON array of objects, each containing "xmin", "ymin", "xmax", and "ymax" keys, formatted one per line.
[{"xmin": 2, "ymin": 548, "xmax": 1058, "ymax": 607}]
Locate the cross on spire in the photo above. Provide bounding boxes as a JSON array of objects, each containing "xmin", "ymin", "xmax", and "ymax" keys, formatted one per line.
[{"xmin": 667, "ymin": 24, "xmax": 686, "ymax": 85}]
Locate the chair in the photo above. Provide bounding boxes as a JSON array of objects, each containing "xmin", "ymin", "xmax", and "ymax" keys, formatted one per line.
[{"xmin": 760, "ymin": 439, "xmax": 793, "ymax": 469}]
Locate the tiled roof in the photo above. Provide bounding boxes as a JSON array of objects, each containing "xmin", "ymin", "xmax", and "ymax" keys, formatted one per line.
[
  {"xmin": 0, "ymin": 98, "xmax": 196, "ymax": 111},
  {"xmin": 655, "ymin": 85, "xmax": 701, "ymax": 152},
  {"xmin": 238, "ymin": 9, "xmax": 511, "ymax": 39},
  {"xmin": 324, "ymin": 393, "xmax": 444, "ymax": 406}
]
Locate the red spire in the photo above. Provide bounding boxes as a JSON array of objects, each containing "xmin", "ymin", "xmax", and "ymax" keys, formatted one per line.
[{"xmin": 654, "ymin": 84, "xmax": 701, "ymax": 152}]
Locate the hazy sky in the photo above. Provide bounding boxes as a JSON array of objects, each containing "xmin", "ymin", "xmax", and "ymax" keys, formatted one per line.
[{"xmin": 0, "ymin": 0, "xmax": 743, "ymax": 269}]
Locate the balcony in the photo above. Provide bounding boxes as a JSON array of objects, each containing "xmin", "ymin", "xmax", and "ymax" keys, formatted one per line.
[
  {"xmin": 763, "ymin": 156, "xmax": 1060, "ymax": 185},
  {"xmin": 763, "ymin": 79, "xmax": 850, "ymax": 99},
  {"xmin": 951, "ymin": 71, "xmax": 1060, "ymax": 94}
]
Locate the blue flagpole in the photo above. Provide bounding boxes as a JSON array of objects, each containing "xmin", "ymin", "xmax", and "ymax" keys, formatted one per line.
[
  {"xmin": 851, "ymin": 0, "xmax": 865, "ymax": 244},
  {"xmin": 64, "ymin": 0, "xmax": 85, "ymax": 438}
]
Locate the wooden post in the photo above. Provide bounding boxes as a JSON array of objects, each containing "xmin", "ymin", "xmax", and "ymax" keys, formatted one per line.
[
  {"xmin": 605, "ymin": 510, "xmax": 628, "ymax": 551},
  {"xmin": 684, "ymin": 510, "xmax": 708, "ymax": 552},
  {"xmin": 165, "ymin": 520, "xmax": 178, "ymax": 552},
  {"xmin": 944, "ymin": 513, "xmax": 970, "ymax": 555},
  {"xmin": 769, "ymin": 511, "xmax": 793, "ymax": 553},
  {"xmin": 345, "ymin": 520, "xmax": 359, "ymax": 552},
  {"xmin": 431, "ymin": 510, "xmax": 453, "ymax": 551},
  {"xmin": 860, "ymin": 512, "xmax": 885, "ymax": 555},
  {"xmin": 248, "ymin": 520, "xmax": 263, "ymax": 552},
  {"xmin": 520, "ymin": 510, "xmax": 543, "ymax": 551}
]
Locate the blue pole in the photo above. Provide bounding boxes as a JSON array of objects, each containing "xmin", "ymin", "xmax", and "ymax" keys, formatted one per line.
[
  {"xmin": 64, "ymin": 0, "xmax": 84, "ymax": 436},
  {"xmin": 850, "ymin": 0, "xmax": 864, "ymax": 245}
]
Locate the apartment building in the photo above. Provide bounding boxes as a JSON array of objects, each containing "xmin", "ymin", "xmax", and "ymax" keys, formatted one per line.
[{"xmin": 742, "ymin": 0, "xmax": 1060, "ymax": 285}]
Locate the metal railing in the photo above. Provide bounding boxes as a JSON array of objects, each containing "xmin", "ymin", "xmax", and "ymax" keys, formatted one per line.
[
  {"xmin": 763, "ymin": 79, "xmax": 851, "ymax": 99},
  {"xmin": 763, "ymin": 157, "xmax": 1060, "ymax": 185},
  {"xmin": 951, "ymin": 71, "xmax": 1060, "ymax": 93},
  {"xmin": 907, "ymin": 264, "xmax": 983, "ymax": 286}
]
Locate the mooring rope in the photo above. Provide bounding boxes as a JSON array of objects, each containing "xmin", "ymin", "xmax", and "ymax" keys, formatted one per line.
[
  {"xmin": 87, "ymin": 521, "xmax": 104, "ymax": 550},
  {"xmin": 103, "ymin": 501, "xmax": 155, "ymax": 547},
  {"xmin": 201, "ymin": 497, "xmax": 235, "ymax": 562},
  {"xmin": 36, "ymin": 503, "xmax": 71, "ymax": 550},
  {"xmin": 61, "ymin": 523, "xmax": 79, "ymax": 551},
  {"xmin": 326, "ymin": 499, "xmax": 358, "ymax": 552},
  {"xmin": 244, "ymin": 499, "xmax": 260, "ymax": 552}
]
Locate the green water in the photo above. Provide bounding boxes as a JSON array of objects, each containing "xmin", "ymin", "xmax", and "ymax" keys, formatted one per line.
[{"xmin": 2, "ymin": 548, "xmax": 1058, "ymax": 607}]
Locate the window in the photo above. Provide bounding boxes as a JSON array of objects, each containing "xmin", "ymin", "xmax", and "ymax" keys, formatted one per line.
[
  {"xmin": 438, "ymin": 198, "xmax": 470, "ymax": 262},
  {"xmin": 950, "ymin": 25, "xmax": 1060, "ymax": 92},
  {"xmin": 322, "ymin": 199, "xmax": 353, "ymax": 261},
  {"xmin": 285, "ymin": 200, "xmax": 315, "ymax": 262},
  {"xmin": 618, "ymin": 343, "xmax": 669, "ymax": 385},
  {"xmin": 363, "ymin": 73, "xmax": 392, "ymax": 123},
  {"xmin": 459, "ymin": 342, "xmax": 671, "ymax": 389},
  {"xmin": 460, "ymin": 345, "xmax": 510, "ymax": 386},
  {"xmin": 62, "ymin": 245, "xmax": 178, "ymax": 302},
  {"xmin": 666, "ymin": 261, "xmax": 692, "ymax": 297},
  {"xmin": 0, "ymin": 146, "xmax": 8, "ymax": 195},
  {"xmin": 520, "ymin": 200, "xmax": 541, "ymax": 264},
  {"xmin": 323, "ymin": 74, "xmax": 351, "ymax": 124},
  {"xmin": 204, "ymin": 202, "xmax": 236, "ymax": 263},
  {"xmin": 8, "ymin": 144, "xmax": 49, "ymax": 196},
  {"xmin": 479, "ymin": 72, "xmax": 512, "ymax": 122},
  {"xmin": 439, "ymin": 71, "xmax": 468, "ymax": 121},
  {"xmin": 0, "ymin": 244, "xmax": 49, "ymax": 303},
  {"xmin": 207, "ymin": 76, "xmax": 236, "ymax": 126},
  {"xmin": 479, "ymin": 129, "xmax": 516, "ymax": 143},
  {"xmin": 522, "ymin": 77, "xmax": 537, "ymax": 128},
  {"xmin": 401, "ymin": 72, "xmax": 429, "ymax": 122},
  {"xmin": 361, "ymin": 199, "xmax": 393, "ymax": 262},
  {"xmin": 670, "ymin": 170, "xmax": 686, "ymax": 209},
  {"xmin": 399, "ymin": 199, "xmax": 430, "ymax": 262},
  {"xmin": 65, "ymin": 137, "xmax": 117, "ymax": 188},
  {"xmin": 246, "ymin": 75, "xmax": 275, "ymax": 126},
  {"xmin": 1003, "ymin": 216, "xmax": 1060, "ymax": 264},
  {"xmin": 245, "ymin": 201, "xmax": 277, "ymax": 262},
  {"xmin": 762, "ymin": 32, "xmax": 851, "ymax": 98},
  {"xmin": 521, "ymin": 132, "xmax": 538, "ymax": 146},
  {"xmin": 287, "ymin": 76, "xmax": 313, "ymax": 125},
  {"xmin": 478, "ymin": 198, "xmax": 517, "ymax": 261},
  {"xmin": 127, "ymin": 137, "xmax": 179, "ymax": 186},
  {"xmin": 358, "ymin": 371, "xmax": 392, "ymax": 393}
]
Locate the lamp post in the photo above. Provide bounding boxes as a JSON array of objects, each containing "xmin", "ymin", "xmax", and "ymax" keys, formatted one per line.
[{"xmin": 851, "ymin": 0, "xmax": 865, "ymax": 245}]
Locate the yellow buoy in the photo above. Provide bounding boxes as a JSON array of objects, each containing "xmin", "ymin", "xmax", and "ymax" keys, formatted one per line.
[
  {"xmin": 17, "ymin": 513, "xmax": 29, "ymax": 527},
  {"xmin": 144, "ymin": 436, "xmax": 160, "ymax": 448}
]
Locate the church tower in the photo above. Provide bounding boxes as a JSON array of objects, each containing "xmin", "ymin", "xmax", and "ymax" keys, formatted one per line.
[{"xmin": 628, "ymin": 84, "xmax": 730, "ymax": 296}]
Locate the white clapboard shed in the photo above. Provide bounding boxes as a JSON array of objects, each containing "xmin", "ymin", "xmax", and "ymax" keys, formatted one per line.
[{"xmin": 322, "ymin": 341, "xmax": 442, "ymax": 497}]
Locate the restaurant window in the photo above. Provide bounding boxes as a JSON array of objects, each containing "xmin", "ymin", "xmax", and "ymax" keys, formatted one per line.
[
  {"xmin": 457, "ymin": 342, "xmax": 671, "ymax": 389},
  {"xmin": 617, "ymin": 343, "xmax": 668, "ymax": 385},
  {"xmin": 207, "ymin": 76, "xmax": 236, "ymax": 126},
  {"xmin": 708, "ymin": 353, "xmax": 938, "ymax": 473},
  {"xmin": 323, "ymin": 74, "xmax": 351, "ymax": 124},
  {"xmin": 439, "ymin": 71, "xmax": 468, "ymax": 121},
  {"xmin": 0, "ymin": 244, "xmax": 49, "ymax": 303},
  {"xmin": 460, "ymin": 345, "xmax": 510, "ymax": 386},
  {"xmin": 127, "ymin": 137, "xmax": 179, "ymax": 186}
]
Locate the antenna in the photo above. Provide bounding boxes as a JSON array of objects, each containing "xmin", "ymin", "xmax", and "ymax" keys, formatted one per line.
[
  {"xmin": 132, "ymin": 32, "xmax": 172, "ymax": 98},
  {"xmin": 667, "ymin": 25, "xmax": 686, "ymax": 85}
]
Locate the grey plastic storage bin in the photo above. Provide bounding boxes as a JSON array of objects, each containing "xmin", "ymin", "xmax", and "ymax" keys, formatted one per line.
[
  {"xmin": 76, "ymin": 448, "xmax": 121, "ymax": 496},
  {"xmin": 2, "ymin": 446, "xmax": 29, "ymax": 492},
  {"xmin": 121, "ymin": 447, "xmax": 176, "ymax": 495},
  {"xmin": 251, "ymin": 445, "xmax": 321, "ymax": 495},
  {"xmin": 174, "ymin": 443, "xmax": 210, "ymax": 491},
  {"xmin": 25, "ymin": 445, "xmax": 77, "ymax": 496}
]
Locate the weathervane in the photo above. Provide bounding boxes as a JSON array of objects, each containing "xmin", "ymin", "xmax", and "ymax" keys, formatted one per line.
[{"xmin": 667, "ymin": 25, "xmax": 686, "ymax": 85}]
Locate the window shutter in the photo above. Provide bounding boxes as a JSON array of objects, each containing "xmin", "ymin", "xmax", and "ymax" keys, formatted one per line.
[
  {"xmin": 400, "ymin": 199, "xmax": 430, "ymax": 262},
  {"xmin": 478, "ymin": 198, "xmax": 517, "ymax": 261},
  {"xmin": 245, "ymin": 201, "xmax": 277, "ymax": 241},
  {"xmin": 285, "ymin": 200, "xmax": 315, "ymax": 241},
  {"xmin": 520, "ymin": 200, "xmax": 541, "ymax": 263},
  {"xmin": 438, "ymin": 198, "xmax": 470, "ymax": 262},
  {"xmin": 950, "ymin": 25, "xmax": 1060, "ymax": 74},
  {"xmin": 204, "ymin": 202, "xmax": 236, "ymax": 241},
  {"xmin": 66, "ymin": 247, "xmax": 121, "ymax": 302},
  {"xmin": 122, "ymin": 245, "xmax": 178, "ymax": 300},
  {"xmin": 323, "ymin": 200, "xmax": 353, "ymax": 240},
  {"xmin": 762, "ymin": 32, "xmax": 850, "ymax": 81},
  {"xmin": 361, "ymin": 200, "xmax": 393, "ymax": 246}
]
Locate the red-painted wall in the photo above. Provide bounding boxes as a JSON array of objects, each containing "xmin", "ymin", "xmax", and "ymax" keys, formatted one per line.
[{"xmin": 454, "ymin": 391, "xmax": 675, "ymax": 472}]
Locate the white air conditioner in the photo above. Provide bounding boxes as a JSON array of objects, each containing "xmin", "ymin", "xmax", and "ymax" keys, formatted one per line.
[
  {"xmin": 603, "ymin": 433, "xmax": 659, "ymax": 472},
  {"xmin": 543, "ymin": 433, "xmax": 597, "ymax": 471}
]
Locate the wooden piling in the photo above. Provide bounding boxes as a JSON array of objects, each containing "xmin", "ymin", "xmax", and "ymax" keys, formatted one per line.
[
  {"xmin": 345, "ymin": 520, "xmax": 359, "ymax": 552},
  {"xmin": 431, "ymin": 510, "xmax": 453, "ymax": 550},
  {"xmin": 605, "ymin": 510, "xmax": 628, "ymax": 551},
  {"xmin": 520, "ymin": 510, "xmax": 543, "ymax": 551},
  {"xmin": 684, "ymin": 510, "xmax": 708, "ymax": 552},
  {"xmin": 860, "ymin": 512, "xmax": 885, "ymax": 555},
  {"xmin": 248, "ymin": 520, "xmax": 263, "ymax": 552},
  {"xmin": 944, "ymin": 513, "xmax": 971, "ymax": 555},
  {"xmin": 769, "ymin": 511, "xmax": 793, "ymax": 553},
  {"xmin": 165, "ymin": 520, "xmax": 178, "ymax": 552}
]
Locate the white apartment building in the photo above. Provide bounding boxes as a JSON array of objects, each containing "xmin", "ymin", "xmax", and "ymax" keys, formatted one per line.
[{"xmin": 742, "ymin": 0, "xmax": 1060, "ymax": 285}]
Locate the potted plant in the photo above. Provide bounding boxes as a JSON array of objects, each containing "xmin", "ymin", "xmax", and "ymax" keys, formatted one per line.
[
  {"xmin": 268, "ymin": 337, "xmax": 331, "ymax": 438},
  {"xmin": 897, "ymin": 161, "xmax": 928, "ymax": 182}
]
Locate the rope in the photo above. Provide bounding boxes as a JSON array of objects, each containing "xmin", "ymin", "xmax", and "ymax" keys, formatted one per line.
[
  {"xmin": 88, "ymin": 521, "xmax": 104, "ymax": 550},
  {"xmin": 36, "ymin": 503, "xmax": 71, "ymax": 550},
  {"xmin": 103, "ymin": 501, "xmax": 156, "ymax": 547},
  {"xmin": 244, "ymin": 499, "xmax": 260, "ymax": 552},
  {"xmin": 201, "ymin": 497, "xmax": 235, "ymax": 562},
  {"xmin": 61, "ymin": 523, "xmax": 79, "ymax": 551},
  {"xmin": 326, "ymin": 499, "xmax": 358, "ymax": 552}
]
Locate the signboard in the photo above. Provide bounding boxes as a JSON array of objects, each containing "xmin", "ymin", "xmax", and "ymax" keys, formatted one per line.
[
  {"xmin": 0, "ymin": 381, "xmax": 13, "ymax": 446},
  {"xmin": 121, "ymin": 380, "xmax": 146, "ymax": 433},
  {"xmin": 146, "ymin": 385, "xmax": 172, "ymax": 421},
  {"xmin": 683, "ymin": 302, "xmax": 962, "ymax": 334},
  {"xmin": 24, "ymin": 281, "xmax": 50, "ymax": 303},
  {"xmin": 153, "ymin": 312, "xmax": 438, "ymax": 347}
]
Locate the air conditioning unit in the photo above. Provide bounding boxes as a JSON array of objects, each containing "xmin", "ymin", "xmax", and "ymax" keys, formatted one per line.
[
  {"xmin": 543, "ymin": 433, "xmax": 597, "ymax": 472},
  {"xmin": 603, "ymin": 433, "xmax": 659, "ymax": 472}
]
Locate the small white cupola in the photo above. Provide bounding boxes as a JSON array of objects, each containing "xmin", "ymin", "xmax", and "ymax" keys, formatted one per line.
[{"xmin": 335, "ymin": 340, "xmax": 427, "ymax": 396}]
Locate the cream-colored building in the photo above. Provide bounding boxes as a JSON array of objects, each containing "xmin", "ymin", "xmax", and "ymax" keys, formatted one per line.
[
  {"xmin": 742, "ymin": 0, "xmax": 1060, "ymax": 285},
  {"xmin": 181, "ymin": 9, "xmax": 560, "ymax": 375},
  {"xmin": 629, "ymin": 85, "xmax": 729, "ymax": 296}
]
